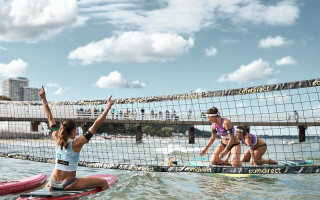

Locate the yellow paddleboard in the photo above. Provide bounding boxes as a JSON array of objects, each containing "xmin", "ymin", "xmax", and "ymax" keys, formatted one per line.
[{"xmin": 215, "ymin": 173, "xmax": 260, "ymax": 178}]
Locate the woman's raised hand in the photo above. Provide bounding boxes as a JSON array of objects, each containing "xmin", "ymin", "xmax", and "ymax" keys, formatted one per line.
[
  {"xmin": 38, "ymin": 86, "xmax": 46, "ymax": 100},
  {"xmin": 107, "ymin": 95, "xmax": 115, "ymax": 109}
]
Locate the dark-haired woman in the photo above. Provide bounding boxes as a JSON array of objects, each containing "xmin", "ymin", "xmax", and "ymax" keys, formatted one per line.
[
  {"xmin": 200, "ymin": 107, "xmax": 241, "ymax": 167},
  {"xmin": 236, "ymin": 125, "xmax": 277, "ymax": 167},
  {"xmin": 39, "ymin": 86, "xmax": 114, "ymax": 191}
]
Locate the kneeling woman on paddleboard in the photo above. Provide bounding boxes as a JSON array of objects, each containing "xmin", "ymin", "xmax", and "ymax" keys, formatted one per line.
[
  {"xmin": 39, "ymin": 86, "xmax": 114, "ymax": 191},
  {"xmin": 200, "ymin": 107, "xmax": 241, "ymax": 167},
  {"xmin": 236, "ymin": 125, "xmax": 277, "ymax": 167}
]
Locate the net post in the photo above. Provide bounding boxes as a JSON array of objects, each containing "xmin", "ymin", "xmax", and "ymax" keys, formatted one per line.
[
  {"xmin": 82, "ymin": 123, "xmax": 89, "ymax": 133},
  {"xmin": 244, "ymin": 125, "xmax": 250, "ymax": 133},
  {"xmin": 298, "ymin": 125, "xmax": 307, "ymax": 142},
  {"xmin": 136, "ymin": 125, "xmax": 142, "ymax": 143},
  {"xmin": 188, "ymin": 125, "xmax": 195, "ymax": 144},
  {"xmin": 30, "ymin": 121, "xmax": 40, "ymax": 132}
]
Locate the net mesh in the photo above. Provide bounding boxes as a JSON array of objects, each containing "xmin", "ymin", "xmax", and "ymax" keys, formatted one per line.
[{"xmin": 0, "ymin": 78, "xmax": 320, "ymax": 174}]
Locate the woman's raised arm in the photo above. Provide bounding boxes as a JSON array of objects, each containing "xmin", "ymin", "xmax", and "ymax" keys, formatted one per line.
[
  {"xmin": 73, "ymin": 95, "xmax": 114, "ymax": 151},
  {"xmin": 39, "ymin": 86, "xmax": 56, "ymax": 127},
  {"xmin": 89, "ymin": 95, "xmax": 114, "ymax": 134}
]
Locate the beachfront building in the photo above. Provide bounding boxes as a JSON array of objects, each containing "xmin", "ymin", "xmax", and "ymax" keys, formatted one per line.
[
  {"xmin": 21, "ymin": 87, "xmax": 41, "ymax": 101},
  {"xmin": 1, "ymin": 77, "xmax": 41, "ymax": 101}
]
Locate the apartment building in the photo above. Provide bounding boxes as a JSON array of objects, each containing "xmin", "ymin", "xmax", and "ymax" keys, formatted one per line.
[{"xmin": 1, "ymin": 77, "xmax": 40, "ymax": 101}]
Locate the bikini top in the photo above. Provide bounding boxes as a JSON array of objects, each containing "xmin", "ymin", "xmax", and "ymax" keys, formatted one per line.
[
  {"xmin": 241, "ymin": 133, "xmax": 257, "ymax": 146},
  {"xmin": 214, "ymin": 118, "xmax": 235, "ymax": 139}
]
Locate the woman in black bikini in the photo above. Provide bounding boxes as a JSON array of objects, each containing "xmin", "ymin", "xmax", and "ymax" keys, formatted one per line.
[
  {"xmin": 236, "ymin": 125, "xmax": 277, "ymax": 167},
  {"xmin": 200, "ymin": 107, "xmax": 241, "ymax": 167}
]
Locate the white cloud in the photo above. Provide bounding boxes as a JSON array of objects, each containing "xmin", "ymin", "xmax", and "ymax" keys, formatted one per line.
[
  {"xmin": 46, "ymin": 82, "xmax": 67, "ymax": 95},
  {"xmin": 275, "ymin": 56, "xmax": 297, "ymax": 66},
  {"xmin": 225, "ymin": 0, "xmax": 299, "ymax": 26},
  {"xmin": 258, "ymin": 94, "xmax": 289, "ymax": 103},
  {"xmin": 79, "ymin": 1, "xmax": 215, "ymax": 33},
  {"xmin": 0, "ymin": 59, "xmax": 28, "ymax": 77},
  {"xmin": 205, "ymin": 47, "xmax": 217, "ymax": 57},
  {"xmin": 219, "ymin": 39, "xmax": 238, "ymax": 45},
  {"xmin": 0, "ymin": 0, "xmax": 86, "ymax": 42},
  {"xmin": 259, "ymin": 35, "xmax": 292, "ymax": 48},
  {"xmin": 217, "ymin": 58, "xmax": 273, "ymax": 83},
  {"xmin": 0, "ymin": 46, "xmax": 8, "ymax": 51},
  {"xmin": 78, "ymin": 0, "xmax": 300, "ymax": 33},
  {"xmin": 130, "ymin": 80, "xmax": 146, "ymax": 88},
  {"xmin": 68, "ymin": 31, "xmax": 194, "ymax": 64},
  {"xmin": 47, "ymin": 82, "xmax": 60, "ymax": 87},
  {"xmin": 267, "ymin": 79, "xmax": 278, "ymax": 84},
  {"xmin": 194, "ymin": 88, "xmax": 205, "ymax": 93},
  {"xmin": 54, "ymin": 87, "xmax": 68, "ymax": 96},
  {"xmin": 95, "ymin": 71, "xmax": 146, "ymax": 89}
]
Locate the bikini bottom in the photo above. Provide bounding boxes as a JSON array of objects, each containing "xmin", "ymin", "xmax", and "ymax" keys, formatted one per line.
[
  {"xmin": 50, "ymin": 178, "xmax": 77, "ymax": 191},
  {"xmin": 252, "ymin": 143, "xmax": 267, "ymax": 151},
  {"xmin": 221, "ymin": 142, "xmax": 241, "ymax": 152}
]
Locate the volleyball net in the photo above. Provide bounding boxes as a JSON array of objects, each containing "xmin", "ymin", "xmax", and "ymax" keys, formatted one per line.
[{"xmin": 0, "ymin": 78, "xmax": 319, "ymax": 174}]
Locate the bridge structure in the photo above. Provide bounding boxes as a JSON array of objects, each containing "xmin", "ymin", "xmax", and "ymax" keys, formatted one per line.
[
  {"xmin": 1, "ymin": 113, "xmax": 319, "ymax": 143},
  {"xmin": 1, "ymin": 77, "xmax": 319, "ymax": 143}
]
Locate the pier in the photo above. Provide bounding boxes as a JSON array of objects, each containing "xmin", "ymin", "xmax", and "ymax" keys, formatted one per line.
[{"xmin": 1, "ymin": 115, "xmax": 319, "ymax": 143}]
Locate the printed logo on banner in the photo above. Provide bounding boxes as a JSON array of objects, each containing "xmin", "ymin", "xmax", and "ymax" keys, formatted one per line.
[{"xmin": 312, "ymin": 80, "xmax": 320, "ymax": 86}]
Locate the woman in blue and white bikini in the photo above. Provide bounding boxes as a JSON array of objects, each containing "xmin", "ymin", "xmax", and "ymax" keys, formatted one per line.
[
  {"xmin": 39, "ymin": 86, "xmax": 114, "ymax": 191},
  {"xmin": 236, "ymin": 125, "xmax": 277, "ymax": 167},
  {"xmin": 200, "ymin": 107, "xmax": 241, "ymax": 167}
]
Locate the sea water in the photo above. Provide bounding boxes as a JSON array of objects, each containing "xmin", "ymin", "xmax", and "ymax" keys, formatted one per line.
[
  {"xmin": 0, "ymin": 137, "xmax": 320, "ymax": 200},
  {"xmin": 1, "ymin": 158, "xmax": 320, "ymax": 199}
]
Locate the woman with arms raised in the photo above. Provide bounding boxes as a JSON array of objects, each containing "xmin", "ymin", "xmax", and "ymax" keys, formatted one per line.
[
  {"xmin": 200, "ymin": 107, "xmax": 241, "ymax": 167},
  {"xmin": 39, "ymin": 86, "xmax": 114, "ymax": 191}
]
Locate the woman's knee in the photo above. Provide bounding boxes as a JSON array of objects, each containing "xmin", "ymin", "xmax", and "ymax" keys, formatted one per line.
[
  {"xmin": 101, "ymin": 181, "xmax": 109, "ymax": 191},
  {"xmin": 65, "ymin": 177, "xmax": 107, "ymax": 191},
  {"xmin": 92, "ymin": 178, "xmax": 109, "ymax": 190},
  {"xmin": 253, "ymin": 152, "xmax": 263, "ymax": 161},
  {"xmin": 255, "ymin": 159, "xmax": 263, "ymax": 165},
  {"xmin": 231, "ymin": 161, "xmax": 241, "ymax": 167},
  {"xmin": 231, "ymin": 157, "xmax": 242, "ymax": 167},
  {"xmin": 210, "ymin": 159, "xmax": 222, "ymax": 165},
  {"xmin": 241, "ymin": 156, "xmax": 250, "ymax": 162}
]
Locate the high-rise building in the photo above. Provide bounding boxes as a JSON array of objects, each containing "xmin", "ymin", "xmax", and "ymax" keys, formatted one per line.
[
  {"xmin": 1, "ymin": 77, "xmax": 40, "ymax": 101},
  {"xmin": 22, "ymin": 87, "xmax": 41, "ymax": 101}
]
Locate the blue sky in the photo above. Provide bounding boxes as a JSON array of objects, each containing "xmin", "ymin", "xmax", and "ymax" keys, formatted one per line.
[{"xmin": 0, "ymin": 0, "xmax": 319, "ymax": 101}]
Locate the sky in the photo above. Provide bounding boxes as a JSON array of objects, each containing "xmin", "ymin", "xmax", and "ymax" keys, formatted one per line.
[{"xmin": 0, "ymin": 0, "xmax": 319, "ymax": 102}]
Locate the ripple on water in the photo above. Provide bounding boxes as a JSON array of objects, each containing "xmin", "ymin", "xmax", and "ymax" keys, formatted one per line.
[{"xmin": 0, "ymin": 157, "xmax": 319, "ymax": 200}]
